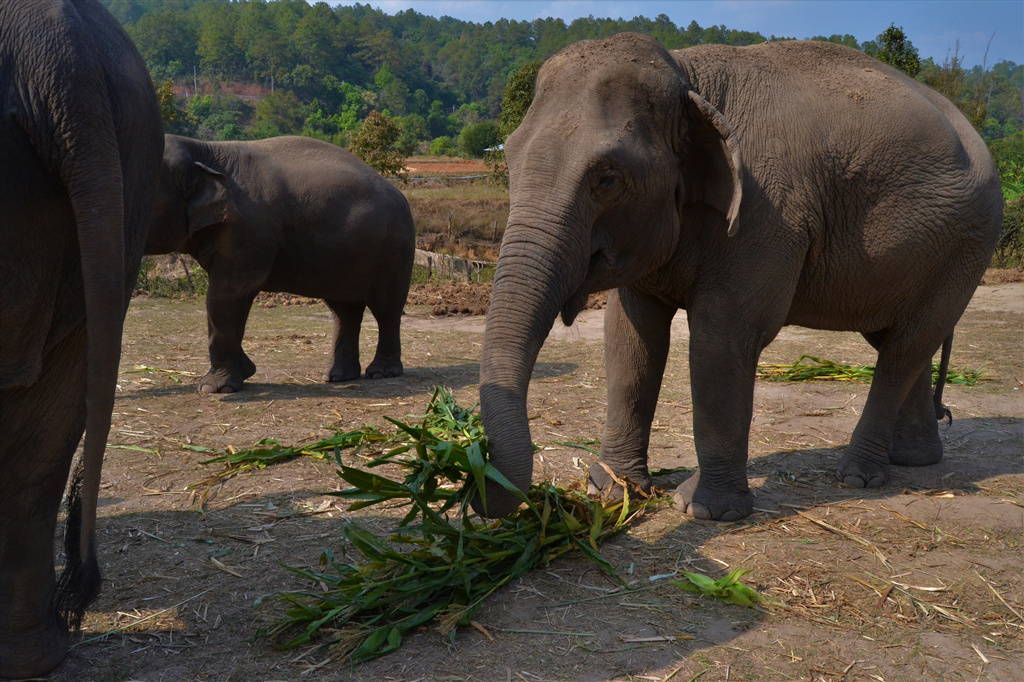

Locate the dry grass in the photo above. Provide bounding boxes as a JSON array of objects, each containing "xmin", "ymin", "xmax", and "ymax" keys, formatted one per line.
[{"xmin": 400, "ymin": 180, "xmax": 508, "ymax": 260}]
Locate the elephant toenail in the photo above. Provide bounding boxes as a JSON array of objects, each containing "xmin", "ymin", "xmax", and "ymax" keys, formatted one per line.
[
  {"xmin": 720, "ymin": 509, "xmax": 743, "ymax": 522},
  {"xmin": 687, "ymin": 503, "xmax": 712, "ymax": 520}
]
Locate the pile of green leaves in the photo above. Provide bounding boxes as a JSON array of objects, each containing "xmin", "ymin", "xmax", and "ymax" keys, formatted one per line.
[
  {"xmin": 256, "ymin": 387, "xmax": 645, "ymax": 662},
  {"xmin": 756, "ymin": 355, "xmax": 982, "ymax": 386}
]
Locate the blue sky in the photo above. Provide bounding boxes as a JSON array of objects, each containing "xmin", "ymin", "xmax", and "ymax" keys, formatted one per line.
[{"xmin": 329, "ymin": 1, "xmax": 1024, "ymax": 67}]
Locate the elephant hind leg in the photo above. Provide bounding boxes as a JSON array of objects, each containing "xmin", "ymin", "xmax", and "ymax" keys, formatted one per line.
[
  {"xmin": 364, "ymin": 301, "xmax": 403, "ymax": 380},
  {"xmin": 889, "ymin": 364, "xmax": 944, "ymax": 466},
  {"xmin": 839, "ymin": 330, "xmax": 946, "ymax": 488},
  {"xmin": 861, "ymin": 331, "xmax": 944, "ymax": 467},
  {"xmin": 323, "ymin": 300, "xmax": 364, "ymax": 382},
  {"xmin": 0, "ymin": 324, "xmax": 87, "ymax": 678}
]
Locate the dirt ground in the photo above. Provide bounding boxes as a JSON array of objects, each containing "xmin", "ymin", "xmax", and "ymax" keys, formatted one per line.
[
  {"xmin": 405, "ymin": 158, "xmax": 490, "ymax": 177},
  {"xmin": 42, "ymin": 280, "xmax": 1022, "ymax": 682}
]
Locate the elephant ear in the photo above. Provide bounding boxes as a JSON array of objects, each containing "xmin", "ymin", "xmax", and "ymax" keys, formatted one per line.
[
  {"xmin": 680, "ymin": 90, "xmax": 743, "ymax": 236},
  {"xmin": 187, "ymin": 161, "xmax": 242, "ymax": 235}
]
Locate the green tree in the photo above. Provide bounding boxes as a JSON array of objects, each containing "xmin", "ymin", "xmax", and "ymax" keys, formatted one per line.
[
  {"xmin": 250, "ymin": 90, "xmax": 306, "ymax": 138},
  {"xmin": 429, "ymin": 136, "xmax": 456, "ymax": 156},
  {"xmin": 395, "ymin": 113, "xmax": 428, "ymax": 155},
  {"xmin": 459, "ymin": 121, "xmax": 500, "ymax": 158},
  {"xmin": 810, "ymin": 34, "xmax": 860, "ymax": 50},
  {"xmin": 921, "ymin": 41, "xmax": 991, "ymax": 130},
  {"xmin": 155, "ymin": 79, "xmax": 196, "ymax": 136},
  {"xmin": 487, "ymin": 60, "xmax": 541, "ymax": 184},
  {"xmin": 875, "ymin": 23, "xmax": 921, "ymax": 76},
  {"xmin": 349, "ymin": 111, "xmax": 407, "ymax": 179}
]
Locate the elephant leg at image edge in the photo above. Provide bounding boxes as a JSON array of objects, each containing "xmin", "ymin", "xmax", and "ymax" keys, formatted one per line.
[
  {"xmin": 364, "ymin": 301, "xmax": 404, "ymax": 379},
  {"xmin": 0, "ymin": 325, "xmax": 87, "ymax": 678},
  {"xmin": 199, "ymin": 282, "xmax": 258, "ymax": 393},
  {"xmin": 323, "ymin": 300, "xmax": 365, "ymax": 382},
  {"xmin": 838, "ymin": 329, "xmax": 950, "ymax": 487},
  {"xmin": 672, "ymin": 317, "xmax": 772, "ymax": 521},
  {"xmin": 588, "ymin": 288, "xmax": 674, "ymax": 498}
]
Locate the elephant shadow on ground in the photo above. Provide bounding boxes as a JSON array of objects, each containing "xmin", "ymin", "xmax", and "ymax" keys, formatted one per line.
[{"xmin": 188, "ymin": 361, "xmax": 578, "ymax": 404}]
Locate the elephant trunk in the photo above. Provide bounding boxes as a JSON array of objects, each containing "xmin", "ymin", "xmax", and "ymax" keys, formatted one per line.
[{"xmin": 478, "ymin": 200, "xmax": 589, "ymax": 517}]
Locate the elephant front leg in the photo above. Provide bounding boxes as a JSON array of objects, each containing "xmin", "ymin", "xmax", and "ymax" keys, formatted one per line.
[
  {"xmin": 588, "ymin": 289, "xmax": 675, "ymax": 498},
  {"xmin": 199, "ymin": 280, "xmax": 257, "ymax": 394},
  {"xmin": 322, "ymin": 300, "xmax": 365, "ymax": 382},
  {"xmin": 672, "ymin": 322, "xmax": 762, "ymax": 521}
]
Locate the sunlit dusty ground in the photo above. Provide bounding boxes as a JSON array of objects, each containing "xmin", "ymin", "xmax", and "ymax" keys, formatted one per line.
[{"xmin": 46, "ymin": 282, "xmax": 1022, "ymax": 682}]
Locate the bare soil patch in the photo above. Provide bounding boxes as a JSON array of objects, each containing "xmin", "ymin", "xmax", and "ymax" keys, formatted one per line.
[
  {"xmin": 42, "ymin": 281, "xmax": 1023, "ymax": 682},
  {"xmin": 981, "ymin": 268, "xmax": 1024, "ymax": 285},
  {"xmin": 405, "ymin": 157, "xmax": 489, "ymax": 176}
]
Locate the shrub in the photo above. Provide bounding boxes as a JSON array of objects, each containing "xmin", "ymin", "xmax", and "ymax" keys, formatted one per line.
[
  {"xmin": 429, "ymin": 136, "xmax": 455, "ymax": 156},
  {"xmin": 135, "ymin": 256, "xmax": 209, "ymax": 297},
  {"xmin": 458, "ymin": 121, "xmax": 500, "ymax": 158},
  {"xmin": 995, "ymin": 195, "xmax": 1023, "ymax": 267},
  {"xmin": 349, "ymin": 110, "xmax": 407, "ymax": 179}
]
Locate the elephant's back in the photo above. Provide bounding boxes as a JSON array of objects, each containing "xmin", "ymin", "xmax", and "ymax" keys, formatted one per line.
[
  {"xmin": 242, "ymin": 136, "xmax": 410, "ymax": 223},
  {"xmin": 675, "ymin": 40, "xmax": 1001, "ymax": 235},
  {"xmin": 676, "ymin": 41, "xmax": 1002, "ymax": 333}
]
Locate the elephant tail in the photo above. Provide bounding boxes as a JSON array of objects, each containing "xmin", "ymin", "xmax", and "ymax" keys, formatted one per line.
[
  {"xmin": 933, "ymin": 333, "xmax": 954, "ymax": 425},
  {"xmin": 49, "ymin": 17, "xmax": 128, "ymax": 630}
]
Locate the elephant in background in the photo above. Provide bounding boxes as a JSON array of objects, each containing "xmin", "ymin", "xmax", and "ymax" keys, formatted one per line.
[
  {"xmin": 0, "ymin": 0, "xmax": 164, "ymax": 677},
  {"xmin": 477, "ymin": 34, "xmax": 1002, "ymax": 520},
  {"xmin": 145, "ymin": 135, "xmax": 416, "ymax": 393}
]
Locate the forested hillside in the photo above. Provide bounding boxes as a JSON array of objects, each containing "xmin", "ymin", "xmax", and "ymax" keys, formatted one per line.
[{"xmin": 103, "ymin": 0, "xmax": 1022, "ymax": 155}]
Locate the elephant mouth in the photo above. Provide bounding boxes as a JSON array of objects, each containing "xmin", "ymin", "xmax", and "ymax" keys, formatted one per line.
[{"xmin": 560, "ymin": 249, "xmax": 609, "ymax": 326}]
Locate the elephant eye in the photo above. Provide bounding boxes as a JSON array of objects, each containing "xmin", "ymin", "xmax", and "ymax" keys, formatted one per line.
[{"xmin": 593, "ymin": 169, "xmax": 624, "ymax": 198}]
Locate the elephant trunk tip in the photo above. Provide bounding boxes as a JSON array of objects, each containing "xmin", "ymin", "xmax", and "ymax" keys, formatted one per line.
[
  {"xmin": 471, "ymin": 482, "xmax": 527, "ymax": 519},
  {"xmin": 54, "ymin": 466, "xmax": 102, "ymax": 631}
]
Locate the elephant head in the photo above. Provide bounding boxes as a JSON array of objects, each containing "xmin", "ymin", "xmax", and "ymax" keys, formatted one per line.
[
  {"xmin": 477, "ymin": 33, "xmax": 743, "ymax": 517},
  {"xmin": 144, "ymin": 135, "xmax": 242, "ymax": 255}
]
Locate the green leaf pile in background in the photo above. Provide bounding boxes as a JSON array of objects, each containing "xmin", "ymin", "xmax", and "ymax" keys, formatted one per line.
[{"xmin": 756, "ymin": 355, "xmax": 983, "ymax": 386}]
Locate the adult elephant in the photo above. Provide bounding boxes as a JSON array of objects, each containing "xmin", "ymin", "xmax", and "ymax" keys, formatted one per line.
[
  {"xmin": 477, "ymin": 34, "xmax": 1002, "ymax": 521},
  {"xmin": 0, "ymin": 0, "xmax": 163, "ymax": 677},
  {"xmin": 144, "ymin": 135, "xmax": 416, "ymax": 393}
]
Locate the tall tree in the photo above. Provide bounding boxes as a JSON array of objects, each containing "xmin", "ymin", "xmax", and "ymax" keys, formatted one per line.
[{"xmin": 875, "ymin": 23, "xmax": 921, "ymax": 76}]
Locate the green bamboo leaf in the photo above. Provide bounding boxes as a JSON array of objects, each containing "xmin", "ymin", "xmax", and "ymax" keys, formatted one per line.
[{"xmin": 465, "ymin": 441, "xmax": 488, "ymax": 512}]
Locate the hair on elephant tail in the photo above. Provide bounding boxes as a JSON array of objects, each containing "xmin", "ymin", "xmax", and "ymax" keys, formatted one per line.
[
  {"xmin": 54, "ymin": 464, "xmax": 102, "ymax": 631},
  {"xmin": 933, "ymin": 333, "xmax": 954, "ymax": 426}
]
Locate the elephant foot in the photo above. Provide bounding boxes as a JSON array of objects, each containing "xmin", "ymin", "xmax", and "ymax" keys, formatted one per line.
[
  {"xmin": 199, "ymin": 361, "xmax": 255, "ymax": 394},
  {"xmin": 323, "ymin": 361, "xmax": 362, "ymax": 383},
  {"xmin": 672, "ymin": 468, "xmax": 752, "ymax": 521},
  {"xmin": 364, "ymin": 357, "xmax": 403, "ymax": 380},
  {"xmin": 0, "ymin": 618, "xmax": 68, "ymax": 679},
  {"xmin": 889, "ymin": 422, "xmax": 943, "ymax": 467},
  {"xmin": 586, "ymin": 460, "xmax": 652, "ymax": 501},
  {"xmin": 837, "ymin": 449, "xmax": 890, "ymax": 488}
]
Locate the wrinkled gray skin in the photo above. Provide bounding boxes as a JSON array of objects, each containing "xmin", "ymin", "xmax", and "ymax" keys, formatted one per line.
[
  {"xmin": 477, "ymin": 34, "xmax": 1002, "ymax": 521},
  {"xmin": 0, "ymin": 0, "xmax": 163, "ymax": 677},
  {"xmin": 145, "ymin": 135, "xmax": 415, "ymax": 393}
]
